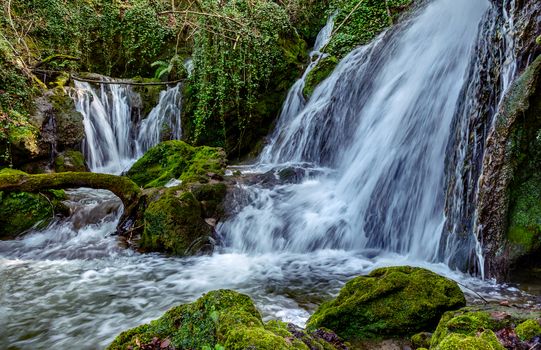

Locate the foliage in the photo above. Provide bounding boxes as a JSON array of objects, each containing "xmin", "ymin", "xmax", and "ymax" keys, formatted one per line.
[
  {"xmin": 324, "ymin": 0, "xmax": 414, "ymax": 58},
  {"xmin": 515, "ymin": 319, "xmax": 541, "ymax": 341},
  {"xmin": 188, "ymin": 0, "xmax": 287, "ymax": 143},
  {"xmin": 3, "ymin": 0, "xmax": 176, "ymax": 77}
]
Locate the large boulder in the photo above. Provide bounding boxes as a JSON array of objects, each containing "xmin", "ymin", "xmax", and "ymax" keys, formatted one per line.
[
  {"xmin": 107, "ymin": 289, "xmax": 347, "ymax": 350},
  {"xmin": 306, "ymin": 266, "xmax": 466, "ymax": 341}
]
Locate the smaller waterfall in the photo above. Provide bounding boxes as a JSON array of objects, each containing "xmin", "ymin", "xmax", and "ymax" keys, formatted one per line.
[
  {"xmin": 259, "ymin": 14, "xmax": 335, "ymax": 164},
  {"xmin": 72, "ymin": 80, "xmax": 182, "ymax": 174}
]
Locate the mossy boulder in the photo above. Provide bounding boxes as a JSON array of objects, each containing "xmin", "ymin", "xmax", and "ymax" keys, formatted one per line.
[
  {"xmin": 126, "ymin": 140, "xmax": 227, "ymax": 188},
  {"xmin": 107, "ymin": 289, "xmax": 346, "ymax": 350},
  {"xmin": 140, "ymin": 188, "xmax": 213, "ymax": 256},
  {"xmin": 515, "ymin": 319, "xmax": 541, "ymax": 341},
  {"xmin": 306, "ymin": 266, "xmax": 466, "ymax": 341},
  {"xmin": 0, "ymin": 168, "xmax": 67, "ymax": 239}
]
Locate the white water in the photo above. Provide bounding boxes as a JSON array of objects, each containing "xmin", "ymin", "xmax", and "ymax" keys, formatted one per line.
[
  {"xmin": 1, "ymin": 0, "xmax": 537, "ymax": 349},
  {"xmin": 0, "ymin": 189, "xmax": 526, "ymax": 349},
  {"xmin": 72, "ymin": 81, "xmax": 182, "ymax": 174}
]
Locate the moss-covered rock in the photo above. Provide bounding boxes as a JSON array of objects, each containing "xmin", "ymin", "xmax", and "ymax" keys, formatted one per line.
[
  {"xmin": 126, "ymin": 140, "xmax": 227, "ymax": 188},
  {"xmin": 47, "ymin": 88, "xmax": 84, "ymax": 149},
  {"xmin": 0, "ymin": 168, "xmax": 68, "ymax": 239},
  {"xmin": 107, "ymin": 289, "xmax": 346, "ymax": 350},
  {"xmin": 140, "ymin": 188, "xmax": 213, "ymax": 256},
  {"xmin": 430, "ymin": 305, "xmax": 541, "ymax": 350},
  {"xmin": 411, "ymin": 332, "xmax": 432, "ymax": 349},
  {"xmin": 306, "ymin": 266, "xmax": 466, "ymax": 341},
  {"xmin": 303, "ymin": 55, "xmax": 339, "ymax": 98},
  {"xmin": 515, "ymin": 319, "xmax": 541, "ymax": 341}
]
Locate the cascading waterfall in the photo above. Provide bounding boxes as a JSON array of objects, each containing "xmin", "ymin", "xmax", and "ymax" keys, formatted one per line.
[
  {"xmin": 72, "ymin": 81, "xmax": 182, "ymax": 174},
  {"xmin": 222, "ymin": 0, "xmax": 490, "ymax": 261},
  {"xmin": 259, "ymin": 14, "xmax": 335, "ymax": 164}
]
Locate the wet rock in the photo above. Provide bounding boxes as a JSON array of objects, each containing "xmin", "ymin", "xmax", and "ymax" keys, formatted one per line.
[
  {"xmin": 477, "ymin": 55, "xmax": 541, "ymax": 278},
  {"xmin": 306, "ymin": 266, "xmax": 466, "ymax": 341}
]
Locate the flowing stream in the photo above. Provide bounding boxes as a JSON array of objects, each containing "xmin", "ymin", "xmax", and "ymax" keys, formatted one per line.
[{"xmin": 0, "ymin": 0, "xmax": 538, "ymax": 349}]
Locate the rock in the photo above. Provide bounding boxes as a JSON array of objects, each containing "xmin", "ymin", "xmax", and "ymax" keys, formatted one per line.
[
  {"xmin": 126, "ymin": 140, "xmax": 227, "ymax": 188},
  {"xmin": 477, "ymin": 55, "xmax": 541, "ymax": 277},
  {"xmin": 411, "ymin": 332, "xmax": 432, "ymax": 349},
  {"xmin": 47, "ymin": 88, "xmax": 84, "ymax": 150},
  {"xmin": 107, "ymin": 289, "xmax": 347, "ymax": 350},
  {"xmin": 306, "ymin": 266, "xmax": 466, "ymax": 341}
]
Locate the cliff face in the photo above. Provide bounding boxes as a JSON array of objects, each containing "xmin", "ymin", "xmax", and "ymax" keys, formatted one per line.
[{"xmin": 477, "ymin": 0, "xmax": 541, "ymax": 279}]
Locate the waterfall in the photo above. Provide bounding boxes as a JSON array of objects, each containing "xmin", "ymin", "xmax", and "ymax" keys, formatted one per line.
[
  {"xmin": 221, "ymin": 0, "xmax": 491, "ymax": 260},
  {"xmin": 71, "ymin": 80, "xmax": 182, "ymax": 174}
]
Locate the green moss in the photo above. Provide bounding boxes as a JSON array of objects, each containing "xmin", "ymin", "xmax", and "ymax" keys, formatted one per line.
[
  {"xmin": 127, "ymin": 140, "xmax": 226, "ymax": 188},
  {"xmin": 303, "ymin": 55, "xmax": 339, "ymax": 98},
  {"xmin": 0, "ymin": 191, "xmax": 53, "ymax": 239},
  {"xmin": 430, "ymin": 311, "xmax": 493, "ymax": 347},
  {"xmin": 306, "ymin": 266, "xmax": 465, "ymax": 341},
  {"xmin": 435, "ymin": 330, "xmax": 505, "ymax": 350},
  {"xmin": 515, "ymin": 319, "xmax": 541, "ymax": 341}
]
